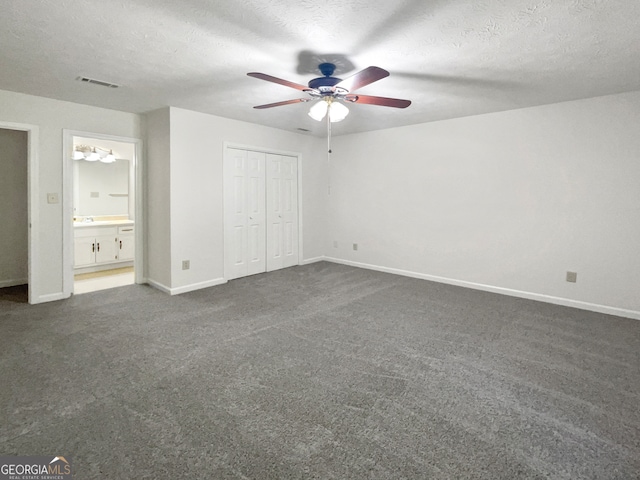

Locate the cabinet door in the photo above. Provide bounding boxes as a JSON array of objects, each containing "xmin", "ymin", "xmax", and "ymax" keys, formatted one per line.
[
  {"xmin": 74, "ymin": 237, "xmax": 96, "ymax": 267},
  {"xmin": 118, "ymin": 235, "xmax": 135, "ymax": 261},
  {"xmin": 95, "ymin": 234, "xmax": 118, "ymax": 264}
]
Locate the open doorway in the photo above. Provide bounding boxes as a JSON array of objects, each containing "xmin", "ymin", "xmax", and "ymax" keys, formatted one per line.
[
  {"xmin": 0, "ymin": 128, "xmax": 28, "ymax": 302},
  {"xmin": 64, "ymin": 132, "xmax": 143, "ymax": 295}
]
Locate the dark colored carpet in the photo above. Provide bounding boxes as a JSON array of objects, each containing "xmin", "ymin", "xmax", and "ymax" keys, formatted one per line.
[{"xmin": 1, "ymin": 262, "xmax": 639, "ymax": 479}]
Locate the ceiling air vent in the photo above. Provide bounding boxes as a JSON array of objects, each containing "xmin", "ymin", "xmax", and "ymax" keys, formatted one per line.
[{"xmin": 77, "ymin": 77, "xmax": 120, "ymax": 88}]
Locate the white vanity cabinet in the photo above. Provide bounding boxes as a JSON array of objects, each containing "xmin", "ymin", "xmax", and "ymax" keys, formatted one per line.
[
  {"xmin": 74, "ymin": 223, "xmax": 134, "ymax": 268},
  {"xmin": 117, "ymin": 225, "xmax": 135, "ymax": 261}
]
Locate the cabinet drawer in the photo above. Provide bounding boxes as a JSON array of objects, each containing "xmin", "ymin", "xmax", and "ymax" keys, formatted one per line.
[
  {"xmin": 118, "ymin": 225, "xmax": 134, "ymax": 235},
  {"xmin": 74, "ymin": 226, "xmax": 117, "ymax": 237}
]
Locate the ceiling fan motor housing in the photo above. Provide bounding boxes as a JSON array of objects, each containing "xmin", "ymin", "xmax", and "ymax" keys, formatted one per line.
[
  {"xmin": 308, "ymin": 76, "xmax": 341, "ymax": 91},
  {"xmin": 308, "ymin": 62, "xmax": 346, "ymax": 94}
]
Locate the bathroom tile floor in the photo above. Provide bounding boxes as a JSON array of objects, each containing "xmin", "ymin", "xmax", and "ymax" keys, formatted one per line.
[{"xmin": 74, "ymin": 268, "xmax": 135, "ymax": 294}]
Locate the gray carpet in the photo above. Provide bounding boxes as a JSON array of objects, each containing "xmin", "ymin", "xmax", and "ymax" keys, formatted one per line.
[{"xmin": 1, "ymin": 262, "xmax": 639, "ymax": 479}]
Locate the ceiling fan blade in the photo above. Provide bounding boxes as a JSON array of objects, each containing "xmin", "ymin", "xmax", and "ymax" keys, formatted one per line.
[
  {"xmin": 335, "ymin": 66, "xmax": 389, "ymax": 93},
  {"xmin": 247, "ymin": 72, "xmax": 311, "ymax": 91},
  {"xmin": 344, "ymin": 94, "xmax": 411, "ymax": 108},
  {"xmin": 253, "ymin": 98, "xmax": 310, "ymax": 109}
]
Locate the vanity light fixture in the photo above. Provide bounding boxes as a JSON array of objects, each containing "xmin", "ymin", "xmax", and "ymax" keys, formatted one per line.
[{"xmin": 73, "ymin": 145, "xmax": 119, "ymax": 163}]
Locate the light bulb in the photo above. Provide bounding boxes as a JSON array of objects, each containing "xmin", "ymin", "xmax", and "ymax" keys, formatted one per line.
[
  {"xmin": 308, "ymin": 101, "xmax": 328, "ymax": 121},
  {"xmin": 329, "ymin": 101, "xmax": 349, "ymax": 122},
  {"xmin": 85, "ymin": 148, "xmax": 100, "ymax": 161},
  {"xmin": 102, "ymin": 149, "xmax": 116, "ymax": 163}
]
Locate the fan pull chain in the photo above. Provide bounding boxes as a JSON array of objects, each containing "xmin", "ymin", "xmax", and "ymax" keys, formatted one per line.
[{"xmin": 327, "ymin": 107, "xmax": 332, "ymax": 154}]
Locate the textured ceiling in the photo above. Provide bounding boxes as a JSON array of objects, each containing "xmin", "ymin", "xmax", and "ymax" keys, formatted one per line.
[{"xmin": 2, "ymin": 0, "xmax": 639, "ymax": 136}]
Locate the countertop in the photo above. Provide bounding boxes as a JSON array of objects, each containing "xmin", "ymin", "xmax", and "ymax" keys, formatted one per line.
[{"xmin": 73, "ymin": 220, "xmax": 134, "ymax": 228}]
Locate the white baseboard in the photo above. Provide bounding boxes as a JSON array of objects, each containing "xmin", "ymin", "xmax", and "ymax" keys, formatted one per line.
[
  {"xmin": 0, "ymin": 278, "xmax": 28, "ymax": 288},
  {"xmin": 33, "ymin": 292, "xmax": 69, "ymax": 304},
  {"xmin": 147, "ymin": 277, "xmax": 227, "ymax": 295},
  {"xmin": 146, "ymin": 278, "xmax": 171, "ymax": 294},
  {"xmin": 324, "ymin": 257, "xmax": 640, "ymax": 321},
  {"xmin": 301, "ymin": 256, "xmax": 326, "ymax": 265}
]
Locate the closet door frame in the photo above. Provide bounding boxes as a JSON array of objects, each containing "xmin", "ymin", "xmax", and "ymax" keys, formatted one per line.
[{"xmin": 223, "ymin": 142, "xmax": 303, "ymax": 281}]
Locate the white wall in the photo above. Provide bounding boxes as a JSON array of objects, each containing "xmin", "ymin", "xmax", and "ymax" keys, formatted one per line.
[
  {"xmin": 146, "ymin": 107, "xmax": 326, "ymax": 294},
  {"xmin": 0, "ymin": 89, "xmax": 142, "ymax": 301},
  {"xmin": 328, "ymin": 91, "xmax": 640, "ymax": 318},
  {"xmin": 0, "ymin": 128, "xmax": 28, "ymax": 287},
  {"xmin": 146, "ymin": 107, "xmax": 172, "ymax": 288}
]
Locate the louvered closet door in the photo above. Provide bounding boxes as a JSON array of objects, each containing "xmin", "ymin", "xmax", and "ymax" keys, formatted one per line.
[
  {"xmin": 266, "ymin": 154, "xmax": 299, "ymax": 272},
  {"xmin": 224, "ymin": 148, "xmax": 266, "ymax": 280}
]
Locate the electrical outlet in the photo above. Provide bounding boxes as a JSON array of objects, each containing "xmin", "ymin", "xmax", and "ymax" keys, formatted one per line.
[
  {"xmin": 566, "ymin": 271, "xmax": 577, "ymax": 283},
  {"xmin": 333, "ymin": 241, "xmax": 338, "ymax": 248},
  {"xmin": 353, "ymin": 243, "xmax": 358, "ymax": 251},
  {"xmin": 182, "ymin": 260, "xmax": 190, "ymax": 270}
]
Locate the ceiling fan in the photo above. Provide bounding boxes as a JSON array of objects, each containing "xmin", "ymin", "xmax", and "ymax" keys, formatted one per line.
[
  {"xmin": 248, "ymin": 62, "xmax": 411, "ymax": 119},
  {"xmin": 247, "ymin": 63, "xmax": 411, "ymax": 151}
]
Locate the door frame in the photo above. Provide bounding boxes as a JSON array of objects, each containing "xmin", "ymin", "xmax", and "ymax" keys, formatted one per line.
[
  {"xmin": 223, "ymin": 142, "xmax": 303, "ymax": 281},
  {"xmin": 0, "ymin": 121, "xmax": 39, "ymax": 304},
  {"xmin": 62, "ymin": 130, "xmax": 144, "ymax": 296}
]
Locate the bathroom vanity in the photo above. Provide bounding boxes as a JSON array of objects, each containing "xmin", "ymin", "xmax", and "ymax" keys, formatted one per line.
[{"xmin": 73, "ymin": 220, "xmax": 134, "ymax": 270}]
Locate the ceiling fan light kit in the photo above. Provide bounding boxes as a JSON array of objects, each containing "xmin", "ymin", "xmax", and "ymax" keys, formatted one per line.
[
  {"xmin": 308, "ymin": 100, "xmax": 328, "ymax": 121},
  {"xmin": 248, "ymin": 62, "xmax": 411, "ymax": 152},
  {"xmin": 327, "ymin": 100, "xmax": 349, "ymax": 122},
  {"xmin": 308, "ymin": 97, "xmax": 349, "ymax": 122}
]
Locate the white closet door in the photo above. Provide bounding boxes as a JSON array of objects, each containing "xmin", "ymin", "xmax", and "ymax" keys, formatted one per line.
[
  {"xmin": 246, "ymin": 150, "xmax": 266, "ymax": 275},
  {"xmin": 224, "ymin": 148, "xmax": 266, "ymax": 280},
  {"xmin": 266, "ymin": 154, "xmax": 298, "ymax": 272}
]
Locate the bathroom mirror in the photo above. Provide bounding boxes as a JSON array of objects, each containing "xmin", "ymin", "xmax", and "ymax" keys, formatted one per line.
[{"xmin": 73, "ymin": 159, "xmax": 130, "ymax": 216}]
